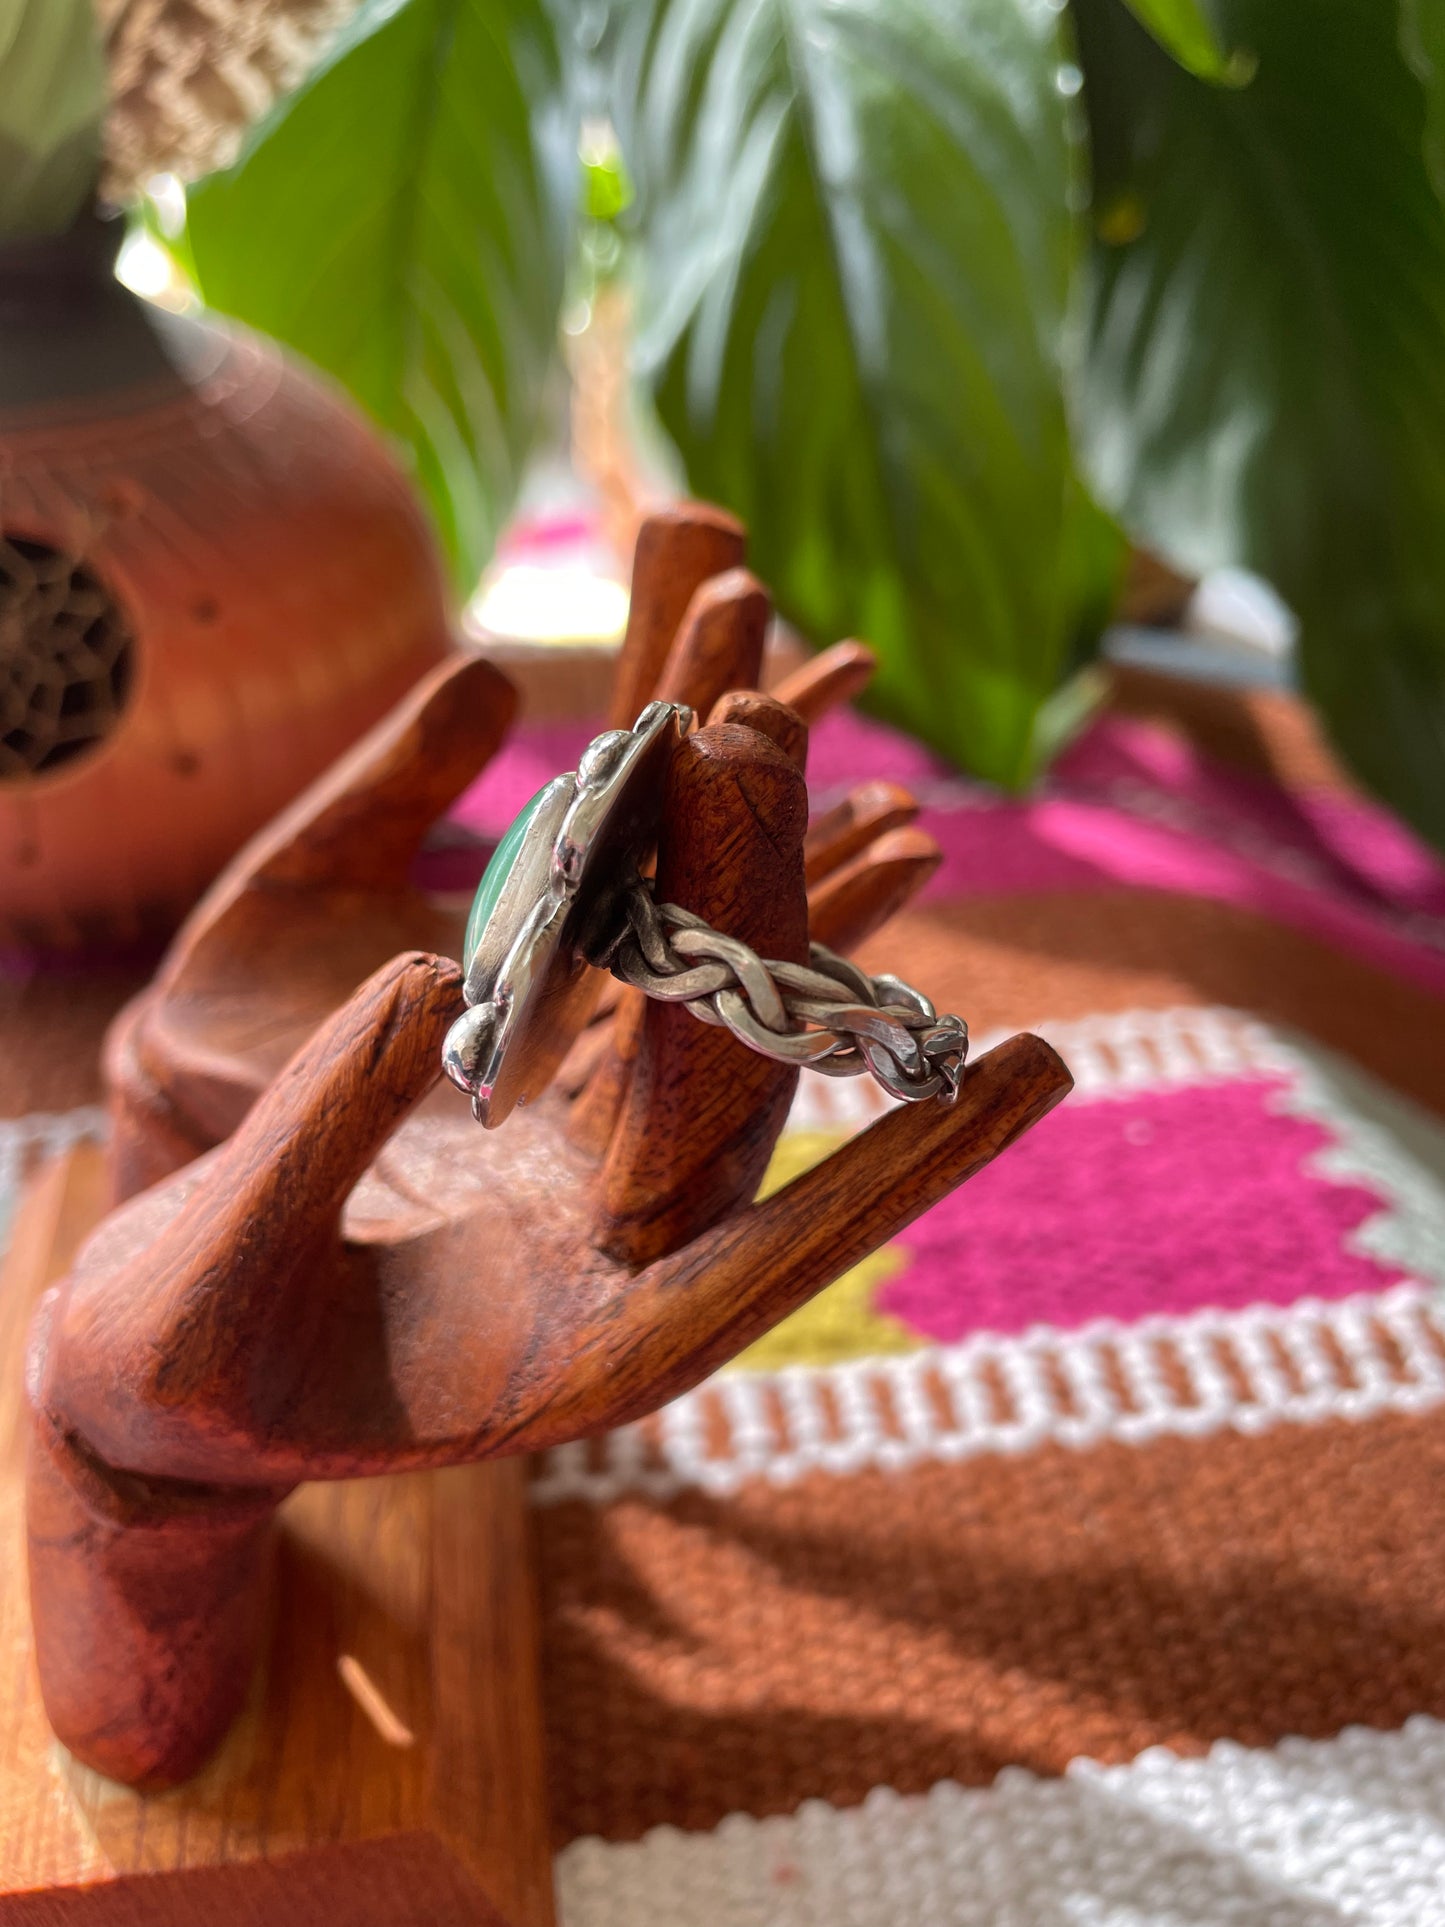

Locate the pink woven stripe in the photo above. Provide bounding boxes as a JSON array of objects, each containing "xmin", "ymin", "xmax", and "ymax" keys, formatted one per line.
[
  {"xmin": 1059, "ymin": 715, "xmax": 1445, "ymax": 920},
  {"xmin": 914, "ymin": 798, "xmax": 1445, "ymax": 996},
  {"xmin": 877, "ymin": 1079, "xmax": 1404, "ymax": 1339}
]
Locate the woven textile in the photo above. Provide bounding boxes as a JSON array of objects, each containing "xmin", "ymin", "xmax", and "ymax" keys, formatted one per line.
[
  {"xmin": 455, "ymin": 667, "xmax": 1445, "ymax": 1923},
  {"xmin": 2, "ymin": 665, "xmax": 1443, "ymax": 1921}
]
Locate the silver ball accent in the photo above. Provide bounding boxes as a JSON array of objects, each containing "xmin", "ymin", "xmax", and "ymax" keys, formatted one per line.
[
  {"xmin": 576, "ymin": 729, "xmax": 632, "ymax": 790},
  {"xmin": 441, "ymin": 1002, "xmax": 497, "ymax": 1098}
]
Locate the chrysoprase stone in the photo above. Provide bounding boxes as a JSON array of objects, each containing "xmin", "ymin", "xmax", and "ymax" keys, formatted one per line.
[{"xmin": 463, "ymin": 781, "xmax": 554, "ymax": 973}]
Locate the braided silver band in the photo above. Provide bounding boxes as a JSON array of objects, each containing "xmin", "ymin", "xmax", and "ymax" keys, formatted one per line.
[{"xmin": 602, "ymin": 883, "xmax": 968, "ymax": 1103}]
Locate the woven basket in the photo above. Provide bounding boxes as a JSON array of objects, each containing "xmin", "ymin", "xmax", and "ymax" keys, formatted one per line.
[{"xmin": 98, "ymin": 0, "xmax": 360, "ymax": 199}]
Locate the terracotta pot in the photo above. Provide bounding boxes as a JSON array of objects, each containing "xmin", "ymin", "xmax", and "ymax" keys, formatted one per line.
[{"xmin": 0, "ymin": 209, "xmax": 455, "ymax": 952}]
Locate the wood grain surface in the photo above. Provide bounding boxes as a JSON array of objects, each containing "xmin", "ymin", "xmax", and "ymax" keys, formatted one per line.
[
  {"xmin": 3, "ymin": 1152, "xmax": 553, "ymax": 1927},
  {"xmin": 803, "ymin": 780, "xmax": 919, "ymax": 883},
  {"xmin": 705, "ymin": 690, "xmax": 809, "ymax": 771},
  {"xmin": 607, "ymin": 503, "xmax": 745, "ymax": 730},
  {"xmin": 596, "ymin": 725, "xmax": 810, "ymax": 1266},
  {"xmin": 770, "ymin": 640, "xmax": 876, "ymax": 723},
  {"xmin": 650, "ymin": 570, "xmax": 769, "ymax": 723}
]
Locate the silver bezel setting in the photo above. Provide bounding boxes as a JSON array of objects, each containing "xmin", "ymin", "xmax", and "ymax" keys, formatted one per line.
[{"xmin": 442, "ymin": 701, "xmax": 692, "ymax": 1127}]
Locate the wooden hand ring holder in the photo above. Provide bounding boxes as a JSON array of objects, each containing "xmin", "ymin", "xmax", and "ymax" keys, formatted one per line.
[{"xmin": 1, "ymin": 506, "xmax": 1071, "ymax": 1924}]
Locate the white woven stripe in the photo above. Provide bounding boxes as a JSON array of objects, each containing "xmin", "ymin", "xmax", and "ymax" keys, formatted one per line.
[
  {"xmin": 556, "ymin": 1717, "xmax": 1445, "ymax": 1927},
  {"xmin": 530, "ymin": 1282, "xmax": 1445, "ymax": 1504},
  {"xmin": 534, "ymin": 1006, "xmax": 1445, "ymax": 1505},
  {"xmin": 1019, "ymin": 1004, "xmax": 1284, "ymax": 1095}
]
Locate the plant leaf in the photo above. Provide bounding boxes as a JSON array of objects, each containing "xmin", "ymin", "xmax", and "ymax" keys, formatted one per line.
[
  {"xmin": 0, "ymin": 0, "xmax": 105, "ymax": 236},
  {"xmin": 186, "ymin": 0, "xmax": 578, "ymax": 592},
  {"xmin": 1402, "ymin": 0, "xmax": 1445, "ymax": 197},
  {"xmin": 609, "ymin": 0, "xmax": 1120, "ymax": 788},
  {"xmin": 1077, "ymin": 0, "xmax": 1445, "ymax": 849},
  {"xmin": 1115, "ymin": 0, "xmax": 1247, "ymax": 83}
]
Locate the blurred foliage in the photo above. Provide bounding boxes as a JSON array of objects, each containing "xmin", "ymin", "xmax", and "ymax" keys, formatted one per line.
[
  {"xmin": 1116, "ymin": 0, "xmax": 1251, "ymax": 81},
  {"xmin": 1079, "ymin": 0, "xmax": 1445, "ymax": 848},
  {"xmin": 186, "ymin": 0, "xmax": 576, "ymax": 590},
  {"xmin": 1404, "ymin": 0, "xmax": 1445, "ymax": 197},
  {"xmin": 606, "ymin": 0, "xmax": 1119, "ymax": 785},
  {"xmin": 177, "ymin": 0, "xmax": 1445, "ymax": 844},
  {"xmin": 0, "ymin": 0, "xmax": 105, "ymax": 235}
]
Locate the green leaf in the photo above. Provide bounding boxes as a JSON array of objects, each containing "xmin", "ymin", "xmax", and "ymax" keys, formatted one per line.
[
  {"xmin": 1077, "ymin": 0, "xmax": 1445, "ymax": 849},
  {"xmin": 610, "ymin": 0, "xmax": 1121, "ymax": 789},
  {"xmin": 1402, "ymin": 0, "xmax": 1445, "ymax": 197},
  {"xmin": 1115, "ymin": 0, "xmax": 1250, "ymax": 83},
  {"xmin": 186, "ymin": 0, "xmax": 578, "ymax": 593},
  {"xmin": 0, "ymin": 0, "xmax": 105, "ymax": 236}
]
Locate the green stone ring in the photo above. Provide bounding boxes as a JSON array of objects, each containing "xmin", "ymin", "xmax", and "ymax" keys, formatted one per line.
[
  {"xmin": 442, "ymin": 701, "xmax": 692, "ymax": 1126},
  {"xmin": 443, "ymin": 701, "xmax": 969, "ymax": 1127}
]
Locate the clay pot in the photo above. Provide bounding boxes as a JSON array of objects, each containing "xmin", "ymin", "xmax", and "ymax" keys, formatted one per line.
[{"xmin": 0, "ymin": 209, "xmax": 454, "ymax": 951}]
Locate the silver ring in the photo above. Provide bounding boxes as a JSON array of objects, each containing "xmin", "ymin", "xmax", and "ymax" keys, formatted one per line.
[{"xmin": 442, "ymin": 704, "xmax": 968, "ymax": 1125}]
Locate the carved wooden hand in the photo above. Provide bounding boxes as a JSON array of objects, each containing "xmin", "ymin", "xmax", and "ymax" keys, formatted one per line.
[{"xmin": 27, "ymin": 505, "xmax": 1071, "ymax": 1790}]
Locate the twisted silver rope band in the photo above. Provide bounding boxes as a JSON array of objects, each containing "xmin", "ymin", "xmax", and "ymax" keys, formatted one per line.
[{"xmin": 604, "ymin": 883, "xmax": 968, "ymax": 1103}]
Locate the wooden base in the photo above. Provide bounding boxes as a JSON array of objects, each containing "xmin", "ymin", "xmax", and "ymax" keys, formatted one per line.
[{"xmin": 2, "ymin": 1151, "xmax": 555, "ymax": 1927}]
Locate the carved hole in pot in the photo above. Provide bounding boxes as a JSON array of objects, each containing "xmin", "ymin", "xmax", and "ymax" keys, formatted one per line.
[{"xmin": 0, "ymin": 534, "xmax": 135, "ymax": 779}]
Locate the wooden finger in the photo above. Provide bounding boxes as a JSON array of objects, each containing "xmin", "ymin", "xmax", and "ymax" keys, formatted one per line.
[
  {"xmin": 594, "ymin": 724, "xmax": 809, "ymax": 1267},
  {"xmin": 609, "ymin": 503, "xmax": 745, "ymax": 728},
  {"xmin": 771, "ymin": 640, "xmax": 875, "ymax": 723},
  {"xmin": 570, "ymin": 815, "xmax": 940, "ymax": 1122},
  {"xmin": 574, "ymin": 686, "xmax": 798, "ymax": 1155},
  {"xmin": 591, "ymin": 975, "xmax": 624, "ymax": 1021},
  {"xmin": 707, "ymin": 690, "xmax": 808, "ymax": 770},
  {"xmin": 575, "ymin": 576, "xmax": 776, "ymax": 1152},
  {"xmin": 564, "ymin": 988, "xmax": 643, "ymax": 1153},
  {"xmin": 572, "ymin": 743, "xmax": 904, "ymax": 1135},
  {"xmin": 42, "ymin": 952, "xmax": 463, "ymax": 1486},
  {"xmin": 804, "ymin": 778, "xmax": 919, "ymax": 884},
  {"xmin": 239, "ymin": 653, "xmax": 515, "ymax": 893},
  {"xmin": 553, "ymin": 1010, "xmax": 622, "ymax": 1099},
  {"xmin": 807, "ymin": 826, "xmax": 942, "ymax": 953},
  {"xmin": 507, "ymin": 1034, "xmax": 1072, "ymax": 1447},
  {"xmin": 651, "ymin": 569, "xmax": 770, "ymax": 721}
]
